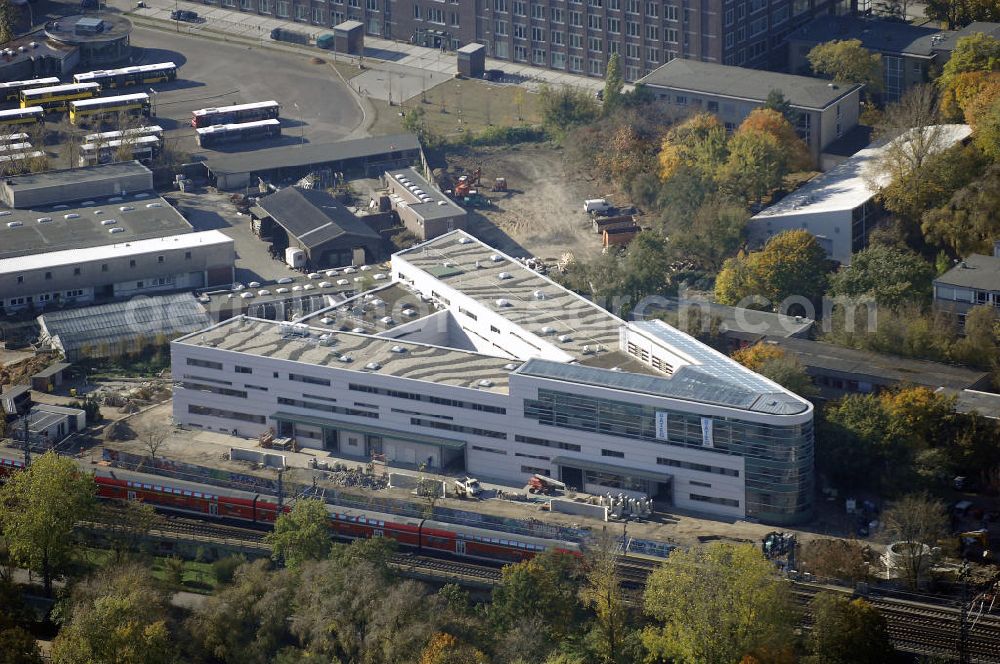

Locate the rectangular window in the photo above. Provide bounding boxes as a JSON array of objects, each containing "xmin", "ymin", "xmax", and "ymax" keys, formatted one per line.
[
  {"xmin": 532, "ymin": 26, "xmax": 544, "ymax": 41},
  {"xmin": 188, "ymin": 404, "xmax": 266, "ymax": 424},
  {"xmin": 551, "ymin": 6, "xmax": 563, "ymax": 22},
  {"xmin": 588, "ymin": 14, "xmax": 602, "ymax": 30},
  {"xmin": 129, "ymin": 259, "xmax": 136, "ymax": 268},
  {"xmin": 690, "ymin": 493, "xmax": 740, "ymax": 508},
  {"xmin": 569, "ymin": 33, "xmax": 583, "ymax": 48},
  {"xmin": 601, "ymin": 449, "xmax": 625, "ymax": 458},
  {"xmin": 289, "ymin": 373, "xmax": 331, "ymax": 386},
  {"xmin": 589, "ymin": 36, "xmax": 602, "ymax": 52},
  {"xmin": 235, "ymin": 365, "xmax": 252, "ymax": 374},
  {"xmin": 73, "ymin": 268, "xmax": 81, "ymax": 276},
  {"xmin": 472, "ymin": 445, "xmax": 507, "ymax": 455},
  {"xmin": 186, "ymin": 358, "xmax": 223, "ymax": 370}
]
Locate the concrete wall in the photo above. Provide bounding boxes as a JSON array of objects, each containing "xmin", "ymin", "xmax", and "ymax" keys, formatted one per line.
[{"xmin": 747, "ymin": 208, "xmax": 853, "ymax": 264}]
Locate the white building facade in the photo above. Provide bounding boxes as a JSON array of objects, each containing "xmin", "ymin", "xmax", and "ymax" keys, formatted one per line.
[{"xmin": 172, "ymin": 231, "xmax": 814, "ymax": 525}]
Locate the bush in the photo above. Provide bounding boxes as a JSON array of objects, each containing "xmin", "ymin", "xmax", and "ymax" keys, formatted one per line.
[
  {"xmin": 466, "ymin": 125, "xmax": 549, "ymax": 146},
  {"xmin": 212, "ymin": 555, "xmax": 245, "ymax": 585},
  {"xmin": 164, "ymin": 556, "xmax": 185, "ymax": 589}
]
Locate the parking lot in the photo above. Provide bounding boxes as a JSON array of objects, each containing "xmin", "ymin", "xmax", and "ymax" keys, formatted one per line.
[{"xmin": 130, "ymin": 26, "xmax": 365, "ymax": 162}]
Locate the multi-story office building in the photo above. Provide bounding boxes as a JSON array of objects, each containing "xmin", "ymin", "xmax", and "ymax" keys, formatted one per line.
[
  {"xmin": 172, "ymin": 230, "xmax": 815, "ymax": 525},
  {"xmin": 195, "ymin": 0, "xmax": 846, "ymax": 80}
]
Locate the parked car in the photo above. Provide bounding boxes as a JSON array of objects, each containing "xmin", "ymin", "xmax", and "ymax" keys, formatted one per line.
[{"xmin": 170, "ymin": 9, "xmax": 199, "ymax": 21}]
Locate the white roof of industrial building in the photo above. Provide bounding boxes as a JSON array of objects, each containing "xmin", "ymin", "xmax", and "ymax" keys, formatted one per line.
[
  {"xmin": 754, "ymin": 124, "xmax": 971, "ymax": 220},
  {"xmin": 0, "ymin": 229, "xmax": 232, "ymax": 274}
]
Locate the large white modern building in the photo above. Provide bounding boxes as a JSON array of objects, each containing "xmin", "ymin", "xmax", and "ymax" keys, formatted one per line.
[{"xmin": 172, "ymin": 231, "xmax": 815, "ymax": 525}]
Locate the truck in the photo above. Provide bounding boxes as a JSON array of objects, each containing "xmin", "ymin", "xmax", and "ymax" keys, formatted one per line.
[
  {"xmin": 583, "ymin": 198, "xmax": 612, "ymax": 214},
  {"xmin": 528, "ymin": 474, "xmax": 566, "ymax": 495},
  {"xmin": 316, "ymin": 33, "xmax": 336, "ymax": 50},
  {"xmin": 453, "ymin": 477, "xmax": 482, "ymax": 498}
]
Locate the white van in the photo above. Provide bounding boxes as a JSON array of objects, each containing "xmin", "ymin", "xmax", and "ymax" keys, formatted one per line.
[{"xmin": 583, "ymin": 198, "xmax": 612, "ymax": 214}]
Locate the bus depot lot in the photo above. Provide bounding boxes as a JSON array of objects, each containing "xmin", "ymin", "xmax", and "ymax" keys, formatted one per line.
[{"xmin": 122, "ymin": 27, "xmax": 364, "ymax": 160}]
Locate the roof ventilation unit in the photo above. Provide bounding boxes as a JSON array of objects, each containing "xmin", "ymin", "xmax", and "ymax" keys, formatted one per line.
[
  {"xmin": 338, "ymin": 354, "xmax": 353, "ymax": 363},
  {"xmin": 490, "ymin": 254, "xmax": 503, "ymax": 262},
  {"xmin": 498, "ymin": 271, "xmax": 512, "ymax": 280},
  {"xmin": 540, "ymin": 326, "xmax": 555, "ymax": 335},
  {"xmin": 365, "ymin": 362, "xmax": 381, "ymax": 370},
  {"xmin": 582, "ymin": 345, "xmax": 594, "ymax": 354},
  {"xmin": 557, "ymin": 334, "xmax": 572, "ymax": 343},
  {"xmin": 391, "ymin": 345, "xmax": 407, "ymax": 353},
  {"xmin": 351, "ymin": 327, "xmax": 366, "ymax": 333},
  {"xmin": 533, "ymin": 290, "xmax": 546, "ymax": 300},
  {"xmin": 458, "ymin": 237, "xmax": 472, "ymax": 244},
  {"xmin": 504, "ymin": 363, "xmax": 519, "ymax": 371},
  {"xmin": 320, "ymin": 317, "xmax": 334, "ymax": 325},
  {"xmin": 495, "ymin": 298, "xmax": 511, "ymax": 307},
  {"xmin": 478, "ymin": 379, "xmax": 494, "ymax": 388}
]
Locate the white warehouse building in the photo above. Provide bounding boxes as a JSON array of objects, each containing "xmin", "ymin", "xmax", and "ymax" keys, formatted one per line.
[
  {"xmin": 171, "ymin": 231, "xmax": 815, "ymax": 525},
  {"xmin": 748, "ymin": 124, "xmax": 971, "ymax": 265}
]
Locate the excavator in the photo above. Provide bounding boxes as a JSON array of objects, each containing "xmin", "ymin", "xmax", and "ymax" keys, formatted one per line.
[{"xmin": 453, "ymin": 167, "xmax": 481, "ymax": 197}]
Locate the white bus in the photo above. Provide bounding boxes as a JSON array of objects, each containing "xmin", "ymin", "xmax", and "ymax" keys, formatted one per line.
[
  {"xmin": 191, "ymin": 100, "xmax": 280, "ymax": 128},
  {"xmin": 84, "ymin": 125, "xmax": 163, "ymax": 144},
  {"xmin": 0, "ymin": 77, "xmax": 60, "ymax": 103},
  {"xmin": 79, "ymin": 135, "xmax": 160, "ymax": 166},
  {"xmin": 196, "ymin": 119, "xmax": 281, "ymax": 148},
  {"xmin": 74, "ymin": 62, "xmax": 177, "ymax": 88}
]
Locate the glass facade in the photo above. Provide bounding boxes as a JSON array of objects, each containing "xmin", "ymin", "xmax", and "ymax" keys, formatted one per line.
[{"xmin": 524, "ymin": 389, "xmax": 813, "ymax": 524}]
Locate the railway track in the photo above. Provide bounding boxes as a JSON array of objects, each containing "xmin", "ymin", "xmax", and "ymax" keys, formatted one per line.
[
  {"xmin": 80, "ymin": 515, "xmax": 1000, "ymax": 661},
  {"xmin": 624, "ymin": 556, "xmax": 1000, "ymax": 663}
]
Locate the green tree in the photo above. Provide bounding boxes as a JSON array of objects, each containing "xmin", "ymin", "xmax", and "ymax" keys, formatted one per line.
[
  {"xmin": 721, "ymin": 130, "xmax": 788, "ymax": 203},
  {"xmin": 538, "ymin": 85, "xmax": 600, "ymax": 141},
  {"xmin": 0, "ymin": 452, "xmax": 95, "ymax": 595},
  {"xmin": 805, "ymin": 593, "xmax": 895, "ymax": 664},
  {"xmin": 731, "ymin": 343, "xmax": 816, "ymax": 397},
  {"xmin": 877, "ymin": 143, "xmax": 987, "ymax": 244},
  {"xmin": 927, "ymin": 0, "xmax": 1000, "ymax": 28},
  {"xmin": 0, "ymin": 1, "xmax": 14, "ymax": 45},
  {"xmin": 764, "ymin": 89, "xmax": 797, "ymax": 125},
  {"xmin": 667, "ymin": 198, "xmax": 748, "ymax": 271},
  {"xmin": 51, "ymin": 565, "xmax": 174, "ymax": 664},
  {"xmin": 808, "ymin": 39, "xmax": 883, "ymax": 96},
  {"xmin": 291, "ymin": 538, "xmax": 438, "ymax": 664},
  {"xmin": 621, "ymin": 231, "xmax": 673, "ymax": 308},
  {"xmin": 266, "ymin": 498, "xmax": 332, "ymax": 569},
  {"xmin": 0, "ymin": 626, "xmax": 43, "ymax": 664},
  {"xmin": 939, "ymin": 33, "xmax": 1000, "ymax": 92},
  {"xmin": 817, "ymin": 394, "xmax": 893, "ymax": 491},
  {"xmin": 602, "ymin": 53, "xmax": 624, "ymax": 113},
  {"xmin": 658, "ymin": 112, "xmax": 728, "ymax": 183},
  {"xmin": 490, "ymin": 550, "xmax": 582, "ymax": 644},
  {"xmin": 714, "ymin": 230, "xmax": 830, "ymax": 309},
  {"xmin": 418, "ymin": 633, "xmax": 489, "ymax": 664},
  {"xmin": 579, "ymin": 536, "xmax": 632, "ymax": 664},
  {"xmin": 828, "ymin": 245, "xmax": 935, "ymax": 307},
  {"xmin": 642, "ymin": 542, "xmax": 797, "ymax": 664},
  {"xmin": 736, "ymin": 108, "xmax": 813, "ymax": 171},
  {"xmin": 186, "ymin": 559, "xmax": 295, "ymax": 664},
  {"xmin": 922, "ymin": 163, "xmax": 1000, "ymax": 256}
]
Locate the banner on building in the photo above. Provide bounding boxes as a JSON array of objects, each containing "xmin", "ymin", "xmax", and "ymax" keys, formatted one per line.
[
  {"xmin": 655, "ymin": 412, "xmax": 669, "ymax": 440},
  {"xmin": 701, "ymin": 417, "xmax": 714, "ymax": 448}
]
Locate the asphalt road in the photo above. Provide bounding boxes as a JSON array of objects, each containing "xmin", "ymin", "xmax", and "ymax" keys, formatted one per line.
[{"xmin": 129, "ymin": 26, "xmax": 365, "ymax": 159}]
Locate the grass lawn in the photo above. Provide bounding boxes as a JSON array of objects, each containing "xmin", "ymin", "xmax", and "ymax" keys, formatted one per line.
[
  {"xmin": 367, "ymin": 78, "xmax": 543, "ymax": 139},
  {"xmin": 78, "ymin": 547, "xmax": 220, "ymax": 594}
]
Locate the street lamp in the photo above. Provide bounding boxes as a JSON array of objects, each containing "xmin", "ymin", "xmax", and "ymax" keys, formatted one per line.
[{"xmin": 292, "ymin": 102, "xmax": 304, "ymax": 147}]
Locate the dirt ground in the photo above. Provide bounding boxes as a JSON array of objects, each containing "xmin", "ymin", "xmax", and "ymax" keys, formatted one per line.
[
  {"xmin": 443, "ymin": 144, "xmax": 607, "ymax": 261},
  {"xmin": 365, "ymin": 78, "xmax": 543, "ymax": 141}
]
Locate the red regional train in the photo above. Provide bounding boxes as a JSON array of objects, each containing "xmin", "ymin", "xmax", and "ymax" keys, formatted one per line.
[{"xmin": 0, "ymin": 451, "xmax": 581, "ymax": 564}]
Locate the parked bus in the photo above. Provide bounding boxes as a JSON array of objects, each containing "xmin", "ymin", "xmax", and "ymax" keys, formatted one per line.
[
  {"xmin": 0, "ymin": 107, "xmax": 43, "ymax": 127},
  {"xmin": 190, "ymin": 100, "xmax": 279, "ymax": 128},
  {"xmin": 79, "ymin": 135, "xmax": 160, "ymax": 166},
  {"xmin": 0, "ymin": 133, "xmax": 29, "ymax": 144},
  {"xmin": 0, "ymin": 77, "xmax": 60, "ymax": 103},
  {"xmin": 196, "ymin": 119, "xmax": 281, "ymax": 148},
  {"xmin": 73, "ymin": 62, "xmax": 177, "ymax": 88},
  {"xmin": 69, "ymin": 93, "xmax": 151, "ymax": 125},
  {"xmin": 0, "ymin": 151, "xmax": 46, "ymax": 174},
  {"xmin": 84, "ymin": 124, "xmax": 163, "ymax": 144},
  {"xmin": 20, "ymin": 82, "xmax": 100, "ymax": 111},
  {"xmin": 0, "ymin": 142, "xmax": 33, "ymax": 154}
]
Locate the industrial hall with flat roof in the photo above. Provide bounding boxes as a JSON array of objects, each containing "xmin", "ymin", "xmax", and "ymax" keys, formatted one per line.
[{"xmin": 172, "ymin": 230, "xmax": 815, "ymax": 525}]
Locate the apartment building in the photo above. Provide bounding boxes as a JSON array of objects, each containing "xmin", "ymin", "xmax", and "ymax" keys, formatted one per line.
[
  {"xmin": 195, "ymin": 0, "xmax": 846, "ymax": 80},
  {"xmin": 639, "ymin": 58, "xmax": 861, "ymax": 162},
  {"xmin": 172, "ymin": 230, "xmax": 815, "ymax": 525},
  {"xmin": 933, "ymin": 242, "xmax": 1000, "ymax": 331}
]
